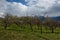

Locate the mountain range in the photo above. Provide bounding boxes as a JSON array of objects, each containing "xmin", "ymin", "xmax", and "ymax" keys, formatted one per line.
[{"xmin": 38, "ymin": 16, "xmax": 60, "ymax": 21}]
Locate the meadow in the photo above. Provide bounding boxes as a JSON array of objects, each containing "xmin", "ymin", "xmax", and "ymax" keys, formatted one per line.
[
  {"xmin": 0, "ymin": 24, "xmax": 60, "ymax": 40},
  {"xmin": 0, "ymin": 13, "xmax": 60, "ymax": 40}
]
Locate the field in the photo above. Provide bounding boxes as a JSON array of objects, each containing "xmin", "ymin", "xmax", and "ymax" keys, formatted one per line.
[{"xmin": 0, "ymin": 24, "xmax": 60, "ymax": 40}]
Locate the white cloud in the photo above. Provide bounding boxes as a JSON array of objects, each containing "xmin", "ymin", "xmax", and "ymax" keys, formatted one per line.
[
  {"xmin": 25, "ymin": 0, "xmax": 56, "ymax": 9},
  {"xmin": 7, "ymin": 2, "xmax": 28, "ymax": 16},
  {"xmin": 0, "ymin": 0, "xmax": 60, "ymax": 17},
  {"xmin": 25, "ymin": 0, "xmax": 57, "ymax": 16},
  {"xmin": 0, "ymin": 0, "xmax": 28, "ymax": 17},
  {"xmin": 0, "ymin": 12, "xmax": 4, "ymax": 17}
]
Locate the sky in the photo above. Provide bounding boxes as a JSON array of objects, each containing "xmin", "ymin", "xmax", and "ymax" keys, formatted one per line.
[
  {"xmin": 7, "ymin": 0, "xmax": 27, "ymax": 5},
  {"xmin": 0, "ymin": 0, "xmax": 60, "ymax": 17}
]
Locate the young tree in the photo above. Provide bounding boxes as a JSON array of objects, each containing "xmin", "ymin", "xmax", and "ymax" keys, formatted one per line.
[
  {"xmin": 23, "ymin": 16, "xmax": 33, "ymax": 31},
  {"xmin": 44, "ymin": 17, "xmax": 56, "ymax": 33},
  {"xmin": 33, "ymin": 16, "xmax": 43, "ymax": 33},
  {"xmin": 2, "ymin": 13, "xmax": 12, "ymax": 29}
]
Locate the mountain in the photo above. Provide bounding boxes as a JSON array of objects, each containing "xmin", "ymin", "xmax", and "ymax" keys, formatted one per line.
[
  {"xmin": 38, "ymin": 16, "xmax": 45, "ymax": 21},
  {"xmin": 50, "ymin": 16, "xmax": 60, "ymax": 21},
  {"xmin": 38, "ymin": 16, "xmax": 60, "ymax": 21}
]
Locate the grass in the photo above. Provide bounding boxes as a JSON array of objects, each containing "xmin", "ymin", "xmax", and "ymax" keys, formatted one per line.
[{"xmin": 0, "ymin": 24, "xmax": 60, "ymax": 40}]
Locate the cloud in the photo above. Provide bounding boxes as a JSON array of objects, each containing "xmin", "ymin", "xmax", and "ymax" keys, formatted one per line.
[
  {"xmin": 0, "ymin": 0, "xmax": 28, "ymax": 17},
  {"xmin": 0, "ymin": 0, "xmax": 60, "ymax": 17},
  {"xmin": 25, "ymin": 0, "xmax": 56, "ymax": 16},
  {"xmin": 7, "ymin": 2, "xmax": 28, "ymax": 16},
  {"xmin": 47, "ymin": 0, "xmax": 60, "ymax": 17},
  {"xmin": 25, "ymin": 0, "xmax": 56, "ymax": 9}
]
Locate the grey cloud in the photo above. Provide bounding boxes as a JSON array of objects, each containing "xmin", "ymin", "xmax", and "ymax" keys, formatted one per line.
[
  {"xmin": 47, "ymin": 3, "xmax": 60, "ymax": 17},
  {"xmin": 0, "ymin": 0, "xmax": 60, "ymax": 17}
]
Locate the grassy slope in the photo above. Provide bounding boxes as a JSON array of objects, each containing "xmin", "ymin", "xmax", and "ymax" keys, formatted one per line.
[{"xmin": 0, "ymin": 24, "xmax": 60, "ymax": 40}]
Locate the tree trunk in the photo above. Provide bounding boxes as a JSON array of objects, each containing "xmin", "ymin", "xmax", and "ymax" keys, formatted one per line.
[
  {"xmin": 37, "ymin": 24, "xmax": 40, "ymax": 30},
  {"xmin": 51, "ymin": 27, "xmax": 54, "ymax": 33},
  {"xmin": 4, "ymin": 23, "xmax": 8, "ymax": 30},
  {"xmin": 40, "ymin": 26, "xmax": 42, "ymax": 34},
  {"xmin": 30, "ymin": 23, "xmax": 33, "ymax": 31}
]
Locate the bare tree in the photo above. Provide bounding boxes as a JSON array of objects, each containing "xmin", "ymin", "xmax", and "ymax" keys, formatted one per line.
[
  {"xmin": 44, "ymin": 17, "xmax": 55, "ymax": 33},
  {"xmin": 2, "ymin": 13, "xmax": 12, "ymax": 29}
]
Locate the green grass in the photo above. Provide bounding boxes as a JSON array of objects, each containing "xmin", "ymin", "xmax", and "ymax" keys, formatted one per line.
[{"xmin": 0, "ymin": 24, "xmax": 60, "ymax": 40}]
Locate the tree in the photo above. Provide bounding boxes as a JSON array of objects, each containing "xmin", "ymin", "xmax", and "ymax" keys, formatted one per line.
[
  {"xmin": 44, "ymin": 17, "xmax": 56, "ymax": 33},
  {"xmin": 23, "ymin": 16, "xmax": 33, "ymax": 31},
  {"xmin": 2, "ymin": 13, "xmax": 12, "ymax": 29}
]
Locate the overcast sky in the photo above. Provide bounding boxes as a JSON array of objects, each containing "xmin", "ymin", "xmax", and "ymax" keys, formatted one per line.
[{"xmin": 0, "ymin": 0, "xmax": 60, "ymax": 17}]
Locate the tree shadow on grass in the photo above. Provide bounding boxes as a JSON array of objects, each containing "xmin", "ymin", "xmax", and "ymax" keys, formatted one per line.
[
  {"xmin": 1, "ymin": 28, "xmax": 60, "ymax": 34},
  {"xmin": 37, "ymin": 35, "xmax": 50, "ymax": 40},
  {"xmin": 36, "ymin": 32, "xmax": 60, "ymax": 40},
  {"xmin": 7, "ymin": 29, "xmax": 25, "ymax": 32},
  {"xmin": 42, "ymin": 32, "xmax": 60, "ymax": 34}
]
